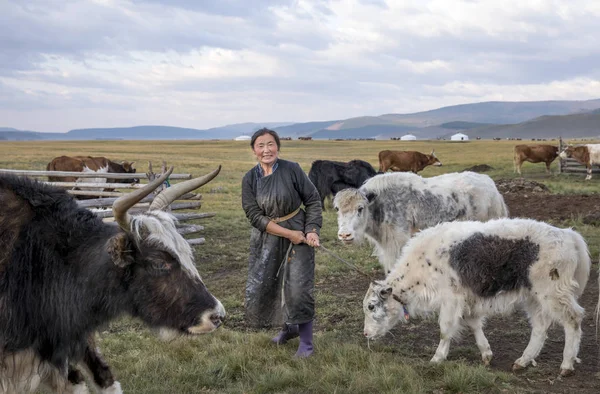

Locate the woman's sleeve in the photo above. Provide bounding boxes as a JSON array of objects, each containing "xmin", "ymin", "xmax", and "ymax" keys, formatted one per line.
[
  {"xmin": 292, "ymin": 163, "xmax": 322, "ymax": 235},
  {"xmin": 242, "ymin": 172, "xmax": 270, "ymax": 232}
]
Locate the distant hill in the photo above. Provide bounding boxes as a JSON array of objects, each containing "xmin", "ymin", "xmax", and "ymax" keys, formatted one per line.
[
  {"xmin": 0, "ymin": 123, "xmax": 292, "ymax": 141},
  {"xmin": 464, "ymin": 112, "xmax": 600, "ymax": 139},
  {"xmin": 0, "ymin": 130, "xmax": 46, "ymax": 140},
  {"xmin": 204, "ymin": 122, "xmax": 294, "ymax": 139},
  {"xmin": 377, "ymin": 99, "xmax": 600, "ymax": 126},
  {"xmin": 2, "ymin": 98, "xmax": 600, "ymax": 141},
  {"xmin": 273, "ymin": 120, "xmax": 340, "ymax": 137},
  {"xmin": 439, "ymin": 121, "xmax": 495, "ymax": 130},
  {"xmin": 311, "ymin": 124, "xmax": 416, "ymax": 139}
]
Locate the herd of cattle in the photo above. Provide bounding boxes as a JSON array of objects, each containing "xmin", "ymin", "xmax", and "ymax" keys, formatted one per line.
[{"xmin": 0, "ymin": 144, "xmax": 599, "ymax": 392}]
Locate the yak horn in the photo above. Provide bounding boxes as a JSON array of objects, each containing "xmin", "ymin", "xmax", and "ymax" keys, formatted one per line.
[
  {"xmin": 113, "ymin": 166, "xmax": 174, "ymax": 231},
  {"xmin": 149, "ymin": 165, "xmax": 221, "ymax": 211}
]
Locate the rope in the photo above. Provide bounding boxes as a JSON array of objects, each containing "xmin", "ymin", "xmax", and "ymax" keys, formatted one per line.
[{"xmin": 317, "ymin": 244, "xmax": 374, "ymax": 280}]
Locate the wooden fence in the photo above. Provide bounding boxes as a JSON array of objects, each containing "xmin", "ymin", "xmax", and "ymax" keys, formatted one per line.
[
  {"xmin": 557, "ymin": 137, "xmax": 600, "ymax": 176},
  {"xmin": 0, "ymin": 162, "xmax": 220, "ymax": 246}
]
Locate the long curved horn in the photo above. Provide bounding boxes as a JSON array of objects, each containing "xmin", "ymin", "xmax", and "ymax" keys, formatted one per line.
[
  {"xmin": 149, "ymin": 165, "xmax": 221, "ymax": 211},
  {"xmin": 113, "ymin": 166, "xmax": 174, "ymax": 231}
]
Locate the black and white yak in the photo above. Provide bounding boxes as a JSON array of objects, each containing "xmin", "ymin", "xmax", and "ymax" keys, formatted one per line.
[
  {"xmin": 0, "ymin": 166, "xmax": 225, "ymax": 393},
  {"xmin": 362, "ymin": 218, "xmax": 597, "ymax": 376}
]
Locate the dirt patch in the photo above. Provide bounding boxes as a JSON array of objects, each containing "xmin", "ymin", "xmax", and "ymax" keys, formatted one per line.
[
  {"xmin": 495, "ymin": 179, "xmax": 600, "ymax": 224},
  {"xmin": 503, "ymin": 194, "xmax": 600, "ymax": 223},
  {"xmin": 495, "ymin": 178, "xmax": 550, "ymax": 195}
]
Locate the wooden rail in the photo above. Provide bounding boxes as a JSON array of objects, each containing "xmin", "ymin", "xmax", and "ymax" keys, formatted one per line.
[
  {"xmin": 0, "ymin": 162, "xmax": 219, "ymax": 246},
  {"xmin": 0, "ymin": 169, "xmax": 192, "ymax": 179}
]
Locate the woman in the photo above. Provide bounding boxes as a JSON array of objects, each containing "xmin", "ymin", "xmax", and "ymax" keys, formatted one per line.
[{"xmin": 241, "ymin": 128, "xmax": 322, "ymax": 358}]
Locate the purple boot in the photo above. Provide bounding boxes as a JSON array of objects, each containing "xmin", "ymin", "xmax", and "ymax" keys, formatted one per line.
[
  {"xmin": 271, "ymin": 323, "xmax": 299, "ymax": 345},
  {"xmin": 294, "ymin": 321, "xmax": 313, "ymax": 358}
]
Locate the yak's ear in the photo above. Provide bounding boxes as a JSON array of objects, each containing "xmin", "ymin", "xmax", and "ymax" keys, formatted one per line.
[
  {"xmin": 379, "ymin": 286, "xmax": 393, "ymax": 299},
  {"xmin": 364, "ymin": 192, "xmax": 377, "ymax": 203},
  {"xmin": 107, "ymin": 232, "xmax": 136, "ymax": 267}
]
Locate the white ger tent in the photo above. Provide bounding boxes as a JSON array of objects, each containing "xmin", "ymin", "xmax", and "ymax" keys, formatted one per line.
[{"xmin": 450, "ymin": 133, "xmax": 469, "ymax": 141}]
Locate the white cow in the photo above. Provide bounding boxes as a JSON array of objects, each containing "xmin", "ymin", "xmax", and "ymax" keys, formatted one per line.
[
  {"xmin": 362, "ymin": 218, "xmax": 593, "ymax": 376},
  {"xmin": 333, "ymin": 171, "xmax": 508, "ymax": 273}
]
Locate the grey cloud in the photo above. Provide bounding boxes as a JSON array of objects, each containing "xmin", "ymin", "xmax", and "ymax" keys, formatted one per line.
[
  {"xmin": 132, "ymin": 0, "xmax": 297, "ymax": 16},
  {"xmin": 1, "ymin": 0, "xmax": 599, "ymax": 132}
]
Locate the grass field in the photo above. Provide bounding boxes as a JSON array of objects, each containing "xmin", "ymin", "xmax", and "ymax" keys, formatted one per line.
[{"xmin": 0, "ymin": 139, "xmax": 598, "ymax": 394}]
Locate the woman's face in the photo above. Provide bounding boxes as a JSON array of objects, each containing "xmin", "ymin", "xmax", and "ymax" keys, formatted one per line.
[{"xmin": 252, "ymin": 134, "xmax": 279, "ymax": 166}]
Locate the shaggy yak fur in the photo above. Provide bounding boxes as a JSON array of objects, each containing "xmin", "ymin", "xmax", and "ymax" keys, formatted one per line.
[
  {"xmin": 0, "ymin": 173, "xmax": 225, "ymax": 393},
  {"xmin": 363, "ymin": 218, "xmax": 596, "ymax": 376}
]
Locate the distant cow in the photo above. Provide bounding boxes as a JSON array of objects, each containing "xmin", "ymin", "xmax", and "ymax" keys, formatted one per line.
[
  {"xmin": 559, "ymin": 144, "xmax": 600, "ymax": 180},
  {"xmin": 334, "ymin": 171, "xmax": 508, "ymax": 273},
  {"xmin": 308, "ymin": 159, "xmax": 377, "ymax": 208},
  {"xmin": 47, "ymin": 155, "xmax": 138, "ymax": 183},
  {"xmin": 513, "ymin": 144, "xmax": 559, "ymax": 175},
  {"xmin": 363, "ymin": 218, "xmax": 593, "ymax": 376},
  {"xmin": 378, "ymin": 150, "xmax": 442, "ymax": 173},
  {"xmin": 0, "ymin": 167, "xmax": 225, "ymax": 393}
]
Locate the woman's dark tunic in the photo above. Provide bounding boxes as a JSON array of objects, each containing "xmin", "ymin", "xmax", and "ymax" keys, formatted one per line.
[{"xmin": 242, "ymin": 159, "xmax": 322, "ymax": 328}]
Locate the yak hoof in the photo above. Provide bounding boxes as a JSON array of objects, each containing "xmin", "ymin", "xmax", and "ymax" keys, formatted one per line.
[
  {"xmin": 559, "ymin": 368, "xmax": 574, "ymax": 377},
  {"xmin": 482, "ymin": 352, "xmax": 493, "ymax": 366},
  {"xmin": 512, "ymin": 363, "xmax": 526, "ymax": 372}
]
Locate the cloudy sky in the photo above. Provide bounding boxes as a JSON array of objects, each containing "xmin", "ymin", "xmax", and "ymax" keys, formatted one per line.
[{"xmin": 1, "ymin": 0, "xmax": 599, "ymax": 132}]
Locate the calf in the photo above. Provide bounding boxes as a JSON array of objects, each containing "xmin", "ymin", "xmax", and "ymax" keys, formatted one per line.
[
  {"xmin": 559, "ymin": 144, "xmax": 600, "ymax": 180},
  {"xmin": 363, "ymin": 218, "xmax": 593, "ymax": 376},
  {"xmin": 334, "ymin": 171, "xmax": 508, "ymax": 273},
  {"xmin": 308, "ymin": 159, "xmax": 376, "ymax": 208},
  {"xmin": 513, "ymin": 144, "xmax": 559, "ymax": 175},
  {"xmin": 378, "ymin": 150, "xmax": 442, "ymax": 173}
]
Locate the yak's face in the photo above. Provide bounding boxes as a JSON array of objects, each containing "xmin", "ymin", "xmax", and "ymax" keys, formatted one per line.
[
  {"xmin": 362, "ymin": 281, "xmax": 404, "ymax": 340},
  {"xmin": 333, "ymin": 189, "xmax": 372, "ymax": 245},
  {"xmin": 108, "ymin": 212, "xmax": 225, "ymax": 337}
]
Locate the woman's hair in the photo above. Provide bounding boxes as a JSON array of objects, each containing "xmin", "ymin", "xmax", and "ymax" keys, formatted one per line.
[{"xmin": 250, "ymin": 128, "xmax": 281, "ymax": 150}]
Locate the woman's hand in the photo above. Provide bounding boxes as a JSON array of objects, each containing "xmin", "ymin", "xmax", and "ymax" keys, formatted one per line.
[
  {"xmin": 306, "ymin": 232, "xmax": 320, "ymax": 248},
  {"xmin": 288, "ymin": 230, "xmax": 306, "ymax": 245}
]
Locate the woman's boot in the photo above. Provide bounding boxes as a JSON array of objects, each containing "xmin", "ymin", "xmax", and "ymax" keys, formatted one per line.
[
  {"xmin": 271, "ymin": 323, "xmax": 299, "ymax": 345},
  {"xmin": 295, "ymin": 320, "xmax": 313, "ymax": 358}
]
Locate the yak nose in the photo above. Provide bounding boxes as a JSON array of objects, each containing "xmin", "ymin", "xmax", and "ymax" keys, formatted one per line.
[
  {"xmin": 210, "ymin": 313, "xmax": 223, "ymax": 328},
  {"xmin": 364, "ymin": 332, "xmax": 369, "ymax": 337},
  {"xmin": 339, "ymin": 233, "xmax": 352, "ymax": 240}
]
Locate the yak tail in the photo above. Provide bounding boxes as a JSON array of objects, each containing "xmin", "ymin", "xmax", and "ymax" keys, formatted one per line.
[{"xmin": 570, "ymin": 229, "xmax": 591, "ymax": 299}]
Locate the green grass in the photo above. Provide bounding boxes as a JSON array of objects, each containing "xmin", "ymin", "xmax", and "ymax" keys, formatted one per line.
[{"xmin": 1, "ymin": 139, "xmax": 597, "ymax": 394}]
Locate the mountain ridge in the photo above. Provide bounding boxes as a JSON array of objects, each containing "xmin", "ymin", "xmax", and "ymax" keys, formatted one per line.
[{"xmin": 2, "ymin": 98, "xmax": 600, "ymax": 141}]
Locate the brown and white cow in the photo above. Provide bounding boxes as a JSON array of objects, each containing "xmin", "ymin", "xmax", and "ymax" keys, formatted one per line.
[
  {"xmin": 513, "ymin": 144, "xmax": 559, "ymax": 175},
  {"xmin": 559, "ymin": 144, "xmax": 600, "ymax": 180},
  {"xmin": 378, "ymin": 150, "xmax": 442, "ymax": 173},
  {"xmin": 47, "ymin": 155, "xmax": 138, "ymax": 184},
  {"xmin": 0, "ymin": 166, "xmax": 225, "ymax": 393}
]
